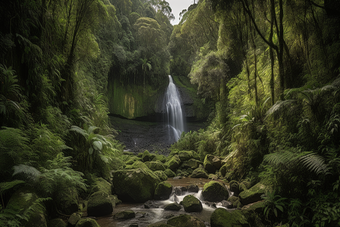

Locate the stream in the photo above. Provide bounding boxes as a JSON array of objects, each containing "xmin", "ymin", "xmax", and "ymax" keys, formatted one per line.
[{"xmin": 96, "ymin": 178, "xmax": 230, "ymax": 227}]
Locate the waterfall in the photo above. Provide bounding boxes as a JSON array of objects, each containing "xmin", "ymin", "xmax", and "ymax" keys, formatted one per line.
[{"xmin": 164, "ymin": 75, "xmax": 185, "ymax": 143}]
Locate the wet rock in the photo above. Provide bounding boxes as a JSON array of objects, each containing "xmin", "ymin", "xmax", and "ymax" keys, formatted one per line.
[
  {"xmin": 210, "ymin": 208, "xmax": 249, "ymax": 227},
  {"xmin": 87, "ymin": 191, "xmax": 115, "ymax": 217},
  {"xmin": 167, "ymin": 214, "xmax": 205, "ymax": 227},
  {"xmin": 174, "ymin": 187, "xmax": 182, "ymax": 195},
  {"xmin": 75, "ymin": 218, "xmax": 100, "ymax": 227},
  {"xmin": 154, "ymin": 182, "xmax": 173, "ymax": 200},
  {"xmin": 190, "ymin": 168, "xmax": 208, "ymax": 179},
  {"xmin": 48, "ymin": 218, "xmax": 66, "ymax": 227},
  {"xmin": 148, "ymin": 222, "xmax": 173, "ymax": 227},
  {"xmin": 112, "ymin": 168, "xmax": 161, "ymax": 203},
  {"xmin": 182, "ymin": 195, "xmax": 203, "ymax": 212},
  {"xmin": 114, "ymin": 210, "xmax": 136, "ymax": 219},
  {"xmin": 144, "ymin": 200, "xmax": 159, "ymax": 208},
  {"xmin": 202, "ymin": 181, "xmax": 229, "ymax": 202},
  {"xmin": 164, "ymin": 202, "xmax": 182, "ymax": 211},
  {"xmin": 220, "ymin": 200, "xmax": 231, "ymax": 208},
  {"xmin": 239, "ymin": 183, "xmax": 266, "ymax": 205},
  {"xmin": 173, "ymin": 176, "xmax": 182, "ymax": 179},
  {"xmin": 187, "ymin": 184, "xmax": 199, "ymax": 193},
  {"xmin": 227, "ymin": 195, "xmax": 242, "ymax": 209},
  {"xmin": 164, "ymin": 169, "xmax": 176, "ymax": 178},
  {"xmin": 154, "ymin": 170, "xmax": 168, "ymax": 181},
  {"xmin": 129, "ymin": 224, "xmax": 139, "ymax": 227}
]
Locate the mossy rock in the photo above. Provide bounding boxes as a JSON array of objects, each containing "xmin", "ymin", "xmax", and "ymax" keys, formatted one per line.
[
  {"xmin": 91, "ymin": 177, "xmax": 111, "ymax": 195},
  {"xmin": 155, "ymin": 154, "xmax": 167, "ymax": 163},
  {"xmin": 227, "ymin": 196, "xmax": 242, "ymax": 208},
  {"xmin": 190, "ymin": 168, "xmax": 208, "ymax": 178},
  {"xmin": 55, "ymin": 187, "xmax": 79, "ymax": 215},
  {"xmin": 68, "ymin": 212, "xmax": 82, "ymax": 226},
  {"xmin": 204, "ymin": 154, "xmax": 218, "ymax": 173},
  {"xmin": 182, "ymin": 195, "xmax": 203, "ymax": 212},
  {"xmin": 181, "ymin": 159, "xmax": 202, "ymax": 169},
  {"xmin": 210, "ymin": 208, "xmax": 249, "ymax": 227},
  {"xmin": 146, "ymin": 160, "xmax": 166, "ymax": 171},
  {"xmin": 202, "ymin": 181, "xmax": 229, "ymax": 202},
  {"xmin": 154, "ymin": 182, "xmax": 173, "ymax": 200},
  {"xmin": 176, "ymin": 169, "xmax": 190, "ymax": 177},
  {"xmin": 229, "ymin": 180, "xmax": 240, "ymax": 196},
  {"xmin": 142, "ymin": 150, "xmax": 156, "ymax": 162},
  {"xmin": 112, "ymin": 168, "xmax": 161, "ymax": 202},
  {"xmin": 114, "ymin": 210, "xmax": 136, "ymax": 219},
  {"xmin": 87, "ymin": 191, "xmax": 114, "ymax": 217},
  {"xmin": 219, "ymin": 163, "xmax": 228, "ymax": 178},
  {"xmin": 154, "ymin": 170, "xmax": 168, "ymax": 181},
  {"xmin": 167, "ymin": 155, "xmax": 181, "ymax": 171},
  {"xmin": 178, "ymin": 150, "xmax": 195, "ymax": 161},
  {"xmin": 48, "ymin": 218, "xmax": 66, "ymax": 227},
  {"xmin": 125, "ymin": 160, "xmax": 150, "ymax": 170},
  {"xmin": 167, "ymin": 214, "xmax": 205, "ymax": 227},
  {"xmin": 241, "ymin": 200, "xmax": 266, "ymax": 216},
  {"xmin": 164, "ymin": 169, "xmax": 176, "ymax": 178},
  {"xmin": 125, "ymin": 156, "xmax": 141, "ymax": 165},
  {"xmin": 239, "ymin": 183, "xmax": 266, "ymax": 205},
  {"xmin": 7, "ymin": 190, "xmax": 47, "ymax": 227},
  {"xmin": 164, "ymin": 203, "xmax": 181, "ymax": 211},
  {"xmin": 75, "ymin": 218, "xmax": 100, "ymax": 227}
]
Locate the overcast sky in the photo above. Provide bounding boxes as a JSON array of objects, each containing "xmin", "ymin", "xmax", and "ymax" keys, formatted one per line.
[{"xmin": 167, "ymin": 0, "xmax": 194, "ymax": 25}]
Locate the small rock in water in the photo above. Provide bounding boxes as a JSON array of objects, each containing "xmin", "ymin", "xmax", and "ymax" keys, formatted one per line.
[
  {"xmin": 114, "ymin": 210, "xmax": 135, "ymax": 219},
  {"xmin": 174, "ymin": 187, "xmax": 181, "ymax": 195},
  {"xmin": 144, "ymin": 200, "xmax": 159, "ymax": 209},
  {"xmin": 129, "ymin": 224, "xmax": 138, "ymax": 227},
  {"xmin": 165, "ymin": 214, "xmax": 175, "ymax": 219},
  {"xmin": 164, "ymin": 203, "xmax": 181, "ymax": 211},
  {"xmin": 187, "ymin": 184, "xmax": 199, "ymax": 193},
  {"xmin": 173, "ymin": 176, "xmax": 182, "ymax": 180}
]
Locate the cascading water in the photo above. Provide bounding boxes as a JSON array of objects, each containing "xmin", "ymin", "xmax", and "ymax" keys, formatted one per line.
[{"xmin": 164, "ymin": 75, "xmax": 185, "ymax": 143}]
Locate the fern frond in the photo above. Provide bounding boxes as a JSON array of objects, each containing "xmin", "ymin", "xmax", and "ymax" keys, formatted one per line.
[
  {"xmin": 69, "ymin": 125, "xmax": 89, "ymax": 138},
  {"xmin": 0, "ymin": 180, "xmax": 25, "ymax": 194},
  {"xmin": 299, "ymin": 153, "xmax": 330, "ymax": 175},
  {"xmin": 12, "ymin": 164, "xmax": 41, "ymax": 180},
  {"xmin": 265, "ymin": 100, "xmax": 296, "ymax": 119},
  {"xmin": 264, "ymin": 151, "xmax": 298, "ymax": 166}
]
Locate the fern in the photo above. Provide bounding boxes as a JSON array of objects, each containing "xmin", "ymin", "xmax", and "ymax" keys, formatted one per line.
[
  {"xmin": 0, "ymin": 180, "xmax": 25, "ymax": 194},
  {"xmin": 12, "ymin": 164, "xmax": 41, "ymax": 182},
  {"xmin": 299, "ymin": 153, "xmax": 330, "ymax": 175}
]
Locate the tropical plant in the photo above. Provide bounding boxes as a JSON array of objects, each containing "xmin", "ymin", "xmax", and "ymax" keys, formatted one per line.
[{"xmin": 262, "ymin": 190, "xmax": 287, "ymax": 220}]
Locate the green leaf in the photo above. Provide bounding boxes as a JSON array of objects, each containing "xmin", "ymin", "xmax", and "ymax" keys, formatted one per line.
[
  {"xmin": 0, "ymin": 180, "xmax": 25, "ymax": 194},
  {"xmin": 93, "ymin": 141, "xmax": 103, "ymax": 151},
  {"xmin": 89, "ymin": 147, "xmax": 93, "ymax": 155}
]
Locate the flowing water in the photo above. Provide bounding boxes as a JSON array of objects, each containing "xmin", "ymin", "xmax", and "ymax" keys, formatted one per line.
[
  {"xmin": 96, "ymin": 178, "xmax": 229, "ymax": 227},
  {"xmin": 164, "ymin": 75, "xmax": 185, "ymax": 143}
]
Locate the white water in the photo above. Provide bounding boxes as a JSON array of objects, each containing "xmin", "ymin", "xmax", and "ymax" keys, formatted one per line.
[{"xmin": 164, "ymin": 75, "xmax": 185, "ymax": 143}]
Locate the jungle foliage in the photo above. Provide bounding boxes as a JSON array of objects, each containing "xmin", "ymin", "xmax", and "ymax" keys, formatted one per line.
[{"xmin": 170, "ymin": 0, "xmax": 340, "ymax": 225}]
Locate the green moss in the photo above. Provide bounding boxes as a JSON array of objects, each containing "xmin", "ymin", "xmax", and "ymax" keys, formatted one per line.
[
  {"xmin": 210, "ymin": 208, "xmax": 249, "ymax": 227},
  {"xmin": 182, "ymin": 195, "xmax": 203, "ymax": 212},
  {"xmin": 154, "ymin": 170, "xmax": 168, "ymax": 181},
  {"xmin": 167, "ymin": 214, "xmax": 205, "ymax": 227},
  {"xmin": 202, "ymin": 181, "xmax": 229, "ymax": 202},
  {"xmin": 166, "ymin": 155, "xmax": 181, "ymax": 171},
  {"xmin": 164, "ymin": 169, "xmax": 176, "ymax": 177},
  {"xmin": 154, "ymin": 181, "xmax": 173, "ymax": 200},
  {"xmin": 145, "ymin": 160, "xmax": 166, "ymax": 171},
  {"xmin": 75, "ymin": 218, "xmax": 100, "ymax": 227}
]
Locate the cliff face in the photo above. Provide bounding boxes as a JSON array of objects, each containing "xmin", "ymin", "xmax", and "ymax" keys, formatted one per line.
[{"xmin": 107, "ymin": 75, "xmax": 210, "ymax": 121}]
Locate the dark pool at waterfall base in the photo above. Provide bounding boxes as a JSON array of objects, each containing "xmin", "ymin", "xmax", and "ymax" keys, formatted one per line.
[{"xmin": 96, "ymin": 178, "xmax": 230, "ymax": 227}]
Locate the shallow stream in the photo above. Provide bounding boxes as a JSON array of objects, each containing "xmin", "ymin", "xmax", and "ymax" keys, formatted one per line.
[{"xmin": 96, "ymin": 178, "xmax": 229, "ymax": 227}]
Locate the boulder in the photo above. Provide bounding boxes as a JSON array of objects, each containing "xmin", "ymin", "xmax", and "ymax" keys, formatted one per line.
[
  {"xmin": 187, "ymin": 184, "xmax": 199, "ymax": 193},
  {"xmin": 164, "ymin": 203, "xmax": 181, "ymax": 211},
  {"xmin": 154, "ymin": 170, "xmax": 168, "ymax": 181},
  {"xmin": 202, "ymin": 181, "xmax": 229, "ymax": 202},
  {"xmin": 167, "ymin": 214, "xmax": 205, "ymax": 227},
  {"xmin": 154, "ymin": 182, "xmax": 173, "ymax": 200},
  {"xmin": 125, "ymin": 156, "xmax": 141, "ymax": 165},
  {"xmin": 227, "ymin": 195, "xmax": 242, "ymax": 209},
  {"xmin": 167, "ymin": 155, "xmax": 181, "ymax": 171},
  {"xmin": 146, "ymin": 160, "xmax": 166, "ymax": 171},
  {"xmin": 182, "ymin": 195, "xmax": 203, "ymax": 212},
  {"xmin": 75, "ymin": 218, "xmax": 100, "ymax": 227},
  {"xmin": 55, "ymin": 187, "xmax": 79, "ymax": 215},
  {"xmin": 239, "ymin": 183, "xmax": 266, "ymax": 205},
  {"xmin": 112, "ymin": 168, "xmax": 161, "ymax": 203},
  {"xmin": 164, "ymin": 169, "xmax": 176, "ymax": 178},
  {"xmin": 190, "ymin": 168, "xmax": 208, "ymax": 179},
  {"xmin": 125, "ymin": 160, "xmax": 150, "ymax": 170},
  {"xmin": 178, "ymin": 150, "xmax": 194, "ymax": 161},
  {"xmin": 148, "ymin": 223, "xmax": 173, "ymax": 227},
  {"xmin": 181, "ymin": 159, "xmax": 202, "ymax": 169},
  {"xmin": 142, "ymin": 150, "xmax": 156, "ymax": 162},
  {"xmin": 87, "ymin": 191, "xmax": 115, "ymax": 217},
  {"xmin": 48, "ymin": 218, "xmax": 66, "ymax": 227},
  {"xmin": 204, "ymin": 154, "xmax": 217, "ymax": 173},
  {"xmin": 212, "ymin": 156, "xmax": 222, "ymax": 170},
  {"xmin": 68, "ymin": 212, "xmax": 82, "ymax": 226},
  {"xmin": 114, "ymin": 210, "xmax": 136, "ymax": 219},
  {"xmin": 219, "ymin": 163, "xmax": 228, "ymax": 178},
  {"xmin": 210, "ymin": 208, "xmax": 249, "ymax": 227}
]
